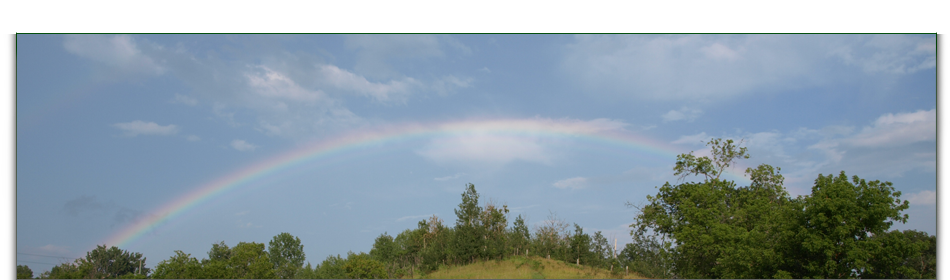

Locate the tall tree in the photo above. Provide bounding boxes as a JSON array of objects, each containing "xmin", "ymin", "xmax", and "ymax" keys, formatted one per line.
[
  {"xmin": 507, "ymin": 214, "xmax": 531, "ymax": 256},
  {"xmin": 229, "ymin": 242, "xmax": 274, "ymax": 279},
  {"xmin": 80, "ymin": 245, "xmax": 149, "ymax": 278},
  {"xmin": 785, "ymin": 171, "xmax": 911, "ymax": 278},
  {"xmin": 17, "ymin": 265, "xmax": 33, "ymax": 279},
  {"xmin": 151, "ymin": 250, "xmax": 201, "ymax": 279},
  {"xmin": 453, "ymin": 183, "xmax": 484, "ymax": 264},
  {"xmin": 268, "ymin": 232, "xmax": 306, "ymax": 279}
]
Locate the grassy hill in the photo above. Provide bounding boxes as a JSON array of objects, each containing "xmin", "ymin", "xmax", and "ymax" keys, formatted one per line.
[{"xmin": 411, "ymin": 255, "xmax": 646, "ymax": 279}]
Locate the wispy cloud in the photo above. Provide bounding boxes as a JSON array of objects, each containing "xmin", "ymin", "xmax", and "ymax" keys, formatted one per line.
[
  {"xmin": 64, "ymin": 35, "xmax": 165, "ymax": 76},
  {"xmin": 434, "ymin": 173, "xmax": 466, "ymax": 181},
  {"xmin": 553, "ymin": 177, "xmax": 589, "ymax": 190},
  {"xmin": 231, "ymin": 139, "xmax": 257, "ymax": 152},
  {"xmin": 113, "ymin": 121, "xmax": 179, "ymax": 137},
  {"xmin": 904, "ymin": 190, "xmax": 936, "ymax": 206},
  {"xmin": 416, "ymin": 118, "xmax": 629, "ymax": 167},
  {"xmin": 662, "ymin": 107, "xmax": 703, "ymax": 122}
]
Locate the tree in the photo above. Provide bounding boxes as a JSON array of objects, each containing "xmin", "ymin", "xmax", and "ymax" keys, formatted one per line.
[
  {"xmin": 453, "ymin": 183, "xmax": 484, "ymax": 264},
  {"xmin": 312, "ymin": 254, "xmax": 348, "ymax": 279},
  {"xmin": 151, "ymin": 250, "xmax": 201, "ymax": 279},
  {"xmin": 369, "ymin": 232, "xmax": 397, "ymax": 277},
  {"xmin": 81, "ymin": 245, "xmax": 149, "ymax": 278},
  {"xmin": 200, "ymin": 241, "xmax": 234, "ymax": 279},
  {"xmin": 507, "ymin": 214, "xmax": 531, "ymax": 256},
  {"xmin": 786, "ymin": 171, "xmax": 911, "ymax": 278},
  {"xmin": 41, "ymin": 260, "xmax": 85, "ymax": 279},
  {"xmin": 567, "ymin": 224, "xmax": 592, "ymax": 265},
  {"xmin": 481, "ymin": 199, "xmax": 509, "ymax": 261},
  {"xmin": 229, "ymin": 242, "xmax": 274, "ymax": 279},
  {"xmin": 343, "ymin": 252, "xmax": 387, "ymax": 279},
  {"xmin": 17, "ymin": 265, "xmax": 33, "ymax": 279},
  {"xmin": 269, "ymin": 232, "xmax": 306, "ymax": 279}
]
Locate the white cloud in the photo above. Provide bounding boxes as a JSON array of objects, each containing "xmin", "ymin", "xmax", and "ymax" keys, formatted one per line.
[
  {"xmin": 247, "ymin": 66, "xmax": 328, "ymax": 102},
  {"xmin": 845, "ymin": 109, "xmax": 936, "ymax": 147},
  {"xmin": 662, "ymin": 106, "xmax": 703, "ymax": 122},
  {"xmin": 186, "ymin": 135, "xmax": 201, "ymax": 142},
  {"xmin": 903, "ymin": 190, "xmax": 935, "ymax": 206},
  {"xmin": 553, "ymin": 177, "xmax": 589, "ymax": 190},
  {"xmin": 416, "ymin": 118, "xmax": 628, "ymax": 167},
  {"xmin": 231, "ymin": 139, "xmax": 257, "ymax": 152},
  {"xmin": 113, "ymin": 121, "xmax": 179, "ymax": 136},
  {"xmin": 562, "ymin": 34, "xmax": 935, "ymax": 101},
  {"xmin": 434, "ymin": 173, "xmax": 465, "ymax": 181},
  {"xmin": 172, "ymin": 94, "xmax": 198, "ymax": 106},
  {"xmin": 478, "ymin": 67, "xmax": 491, "ymax": 73},
  {"xmin": 431, "ymin": 75, "xmax": 473, "ymax": 96},
  {"xmin": 63, "ymin": 35, "xmax": 164, "ymax": 76},
  {"xmin": 830, "ymin": 34, "xmax": 936, "ymax": 74},
  {"xmin": 317, "ymin": 64, "xmax": 419, "ymax": 103}
]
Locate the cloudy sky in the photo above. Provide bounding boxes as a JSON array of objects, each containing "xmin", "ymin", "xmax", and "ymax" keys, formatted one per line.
[{"xmin": 15, "ymin": 34, "xmax": 936, "ymax": 273}]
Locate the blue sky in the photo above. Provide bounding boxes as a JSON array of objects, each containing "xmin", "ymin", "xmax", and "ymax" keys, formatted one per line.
[{"xmin": 15, "ymin": 34, "xmax": 936, "ymax": 273}]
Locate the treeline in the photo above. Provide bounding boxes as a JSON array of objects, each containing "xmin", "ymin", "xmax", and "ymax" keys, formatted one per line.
[
  {"xmin": 22, "ymin": 138, "xmax": 936, "ymax": 279},
  {"xmin": 313, "ymin": 184, "xmax": 627, "ymax": 279}
]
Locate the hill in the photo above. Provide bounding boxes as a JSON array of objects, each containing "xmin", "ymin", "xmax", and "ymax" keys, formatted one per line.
[{"xmin": 413, "ymin": 255, "xmax": 646, "ymax": 279}]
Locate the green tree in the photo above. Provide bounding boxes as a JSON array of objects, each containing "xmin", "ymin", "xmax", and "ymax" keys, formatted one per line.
[
  {"xmin": 481, "ymin": 199, "xmax": 509, "ymax": 261},
  {"xmin": 17, "ymin": 265, "xmax": 33, "ymax": 279},
  {"xmin": 369, "ymin": 232, "xmax": 397, "ymax": 277},
  {"xmin": 863, "ymin": 230, "xmax": 936, "ymax": 278},
  {"xmin": 268, "ymin": 232, "xmax": 306, "ymax": 279},
  {"xmin": 786, "ymin": 171, "xmax": 911, "ymax": 278},
  {"xmin": 200, "ymin": 241, "xmax": 234, "ymax": 279},
  {"xmin": 453, "ymin": 183, "xmax": 484, "ymax": 264},
  {"xmin": 312, "ymin": 254, "xmax": 348, "ymax": 279},
  {"xmin": 507, "ymin": 214, "xmax": 531, "ymax": 256},
  {"xmin": 151, "ymin": 250, "xmax": 202, "ymax": 279},
  {"xmin": 229, "ymin": 242, "xmax": 274, "ymax": 279},
  {"xmin": 41, "ymin": 260, "xmax": 86, "ymax": 279},
  {"xmin": 343, "ymin": 252, "xmax": 387, "ymax": 279},
  {"xmin": 80, "ymin": 245, "xmax": 149, "ymax": 278},
  {"xmin": 567, "ymin": 224, "xmax": 591, "ymax": 265}
]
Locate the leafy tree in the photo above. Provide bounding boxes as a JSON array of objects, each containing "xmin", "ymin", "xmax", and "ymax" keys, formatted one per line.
[
  {"xmin": 590, "ymin": 231, "xmax": 611, "ymax": 268},
  {"xmin": 567, "ymin": 224, "xmax": 591, "ymax": 265},
  {"xmin": 229, "ymin": 242, "xmax": 274, "ymax": 279},
  {"xmin": 453, "ymin": 183, "xmax": 484, "ymax": 264},
  {"xmin": 863, "ymin": 230, "xmax": 936, "ymax": 278},
  {"xmin": 784, "ymin": 171, "xmax": 911, "ymax": 278},
  {"xmin": 151, "ymin": 250, "xmax": 201, "ymax": 279},
  {"xmin": 369, "ymin": 232, "xmax": 397, "ymax": 277},
  {"xmin": 507, "ymin": 214, "xmax": 531, "ymax": 256},
  {"xmin": 208, "ymin": 241, "xmax": 232, "ymax": 261},
  {"xmin": 532, "ymin": 211, "xmax": 569, "ymax": 260},
  {"xmin": 81, "ymin": 245, "xmax": 149, "ymax": 278},
  {"xmin": 268, "ymin": 232, "xmax": 306, "ymax": 279},
  {"xmin": 481, "ymin": 199, "xmax": 509, "ymax": 261},
  {"xmin": 343, "ymin": 252, "xmax": 387, "ymax": 279},
  {"xmin": 17, "ymin": 265, "xmax": 33, "ymax": 279},
  {"xmin": 40, "ymin": 260, "xmax": 85, "ymax": 279},
  {"xmin": 619, "ymin": 231, "xmax": 674, "ymax": 279},
  {"xmin": 312, "ymin": 254, "xmax": 348, "ymax": 279}
]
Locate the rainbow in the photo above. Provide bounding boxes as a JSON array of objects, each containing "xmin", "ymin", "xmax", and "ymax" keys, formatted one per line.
[{"xmin": 102, "ymin": 118, "xmax": 751, "ymax": 248}]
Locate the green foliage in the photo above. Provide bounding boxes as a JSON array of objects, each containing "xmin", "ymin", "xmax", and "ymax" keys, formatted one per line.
[
  {"xmin": 268, "ymin": 232, "xmax": 306, "ymax": 279},
  {"xmin": 453, "ymin": 183, "xmax": 485, "ymax": 264},
  {"xmin": 631, "ymin": 137, "xmax": 934, "ymax": 279},
  {"xmin": 81, "ymin": 245, "xmax": 149, "ymax": 279},
  {"xmin": 313, "ymin": 254, "xmax": 348, "ymax": 279},
  {"xmin": 151, "ymin": 250, "xmax": 202, "ymax": 279},
  {"xmin": 229, "ymin": 242, "xmax": 275, "ymax": 279},
  {"xmin": 17, "ymin": 265, "xmax": 33, "ymax": 279},
  {"xmin": 40, "ymin": 261, "xmax": 85, "ymax": 279},
  {"xmin": 784, "ymin": 171, "xmax": 912, "ymax": 278},
  {"xmin": 508, "ymin": 214, "xmax": 531, "ymax": 256},
  {"xmin": 343, "ymin": 252, "xmax": 387, "ymax": 279}
]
